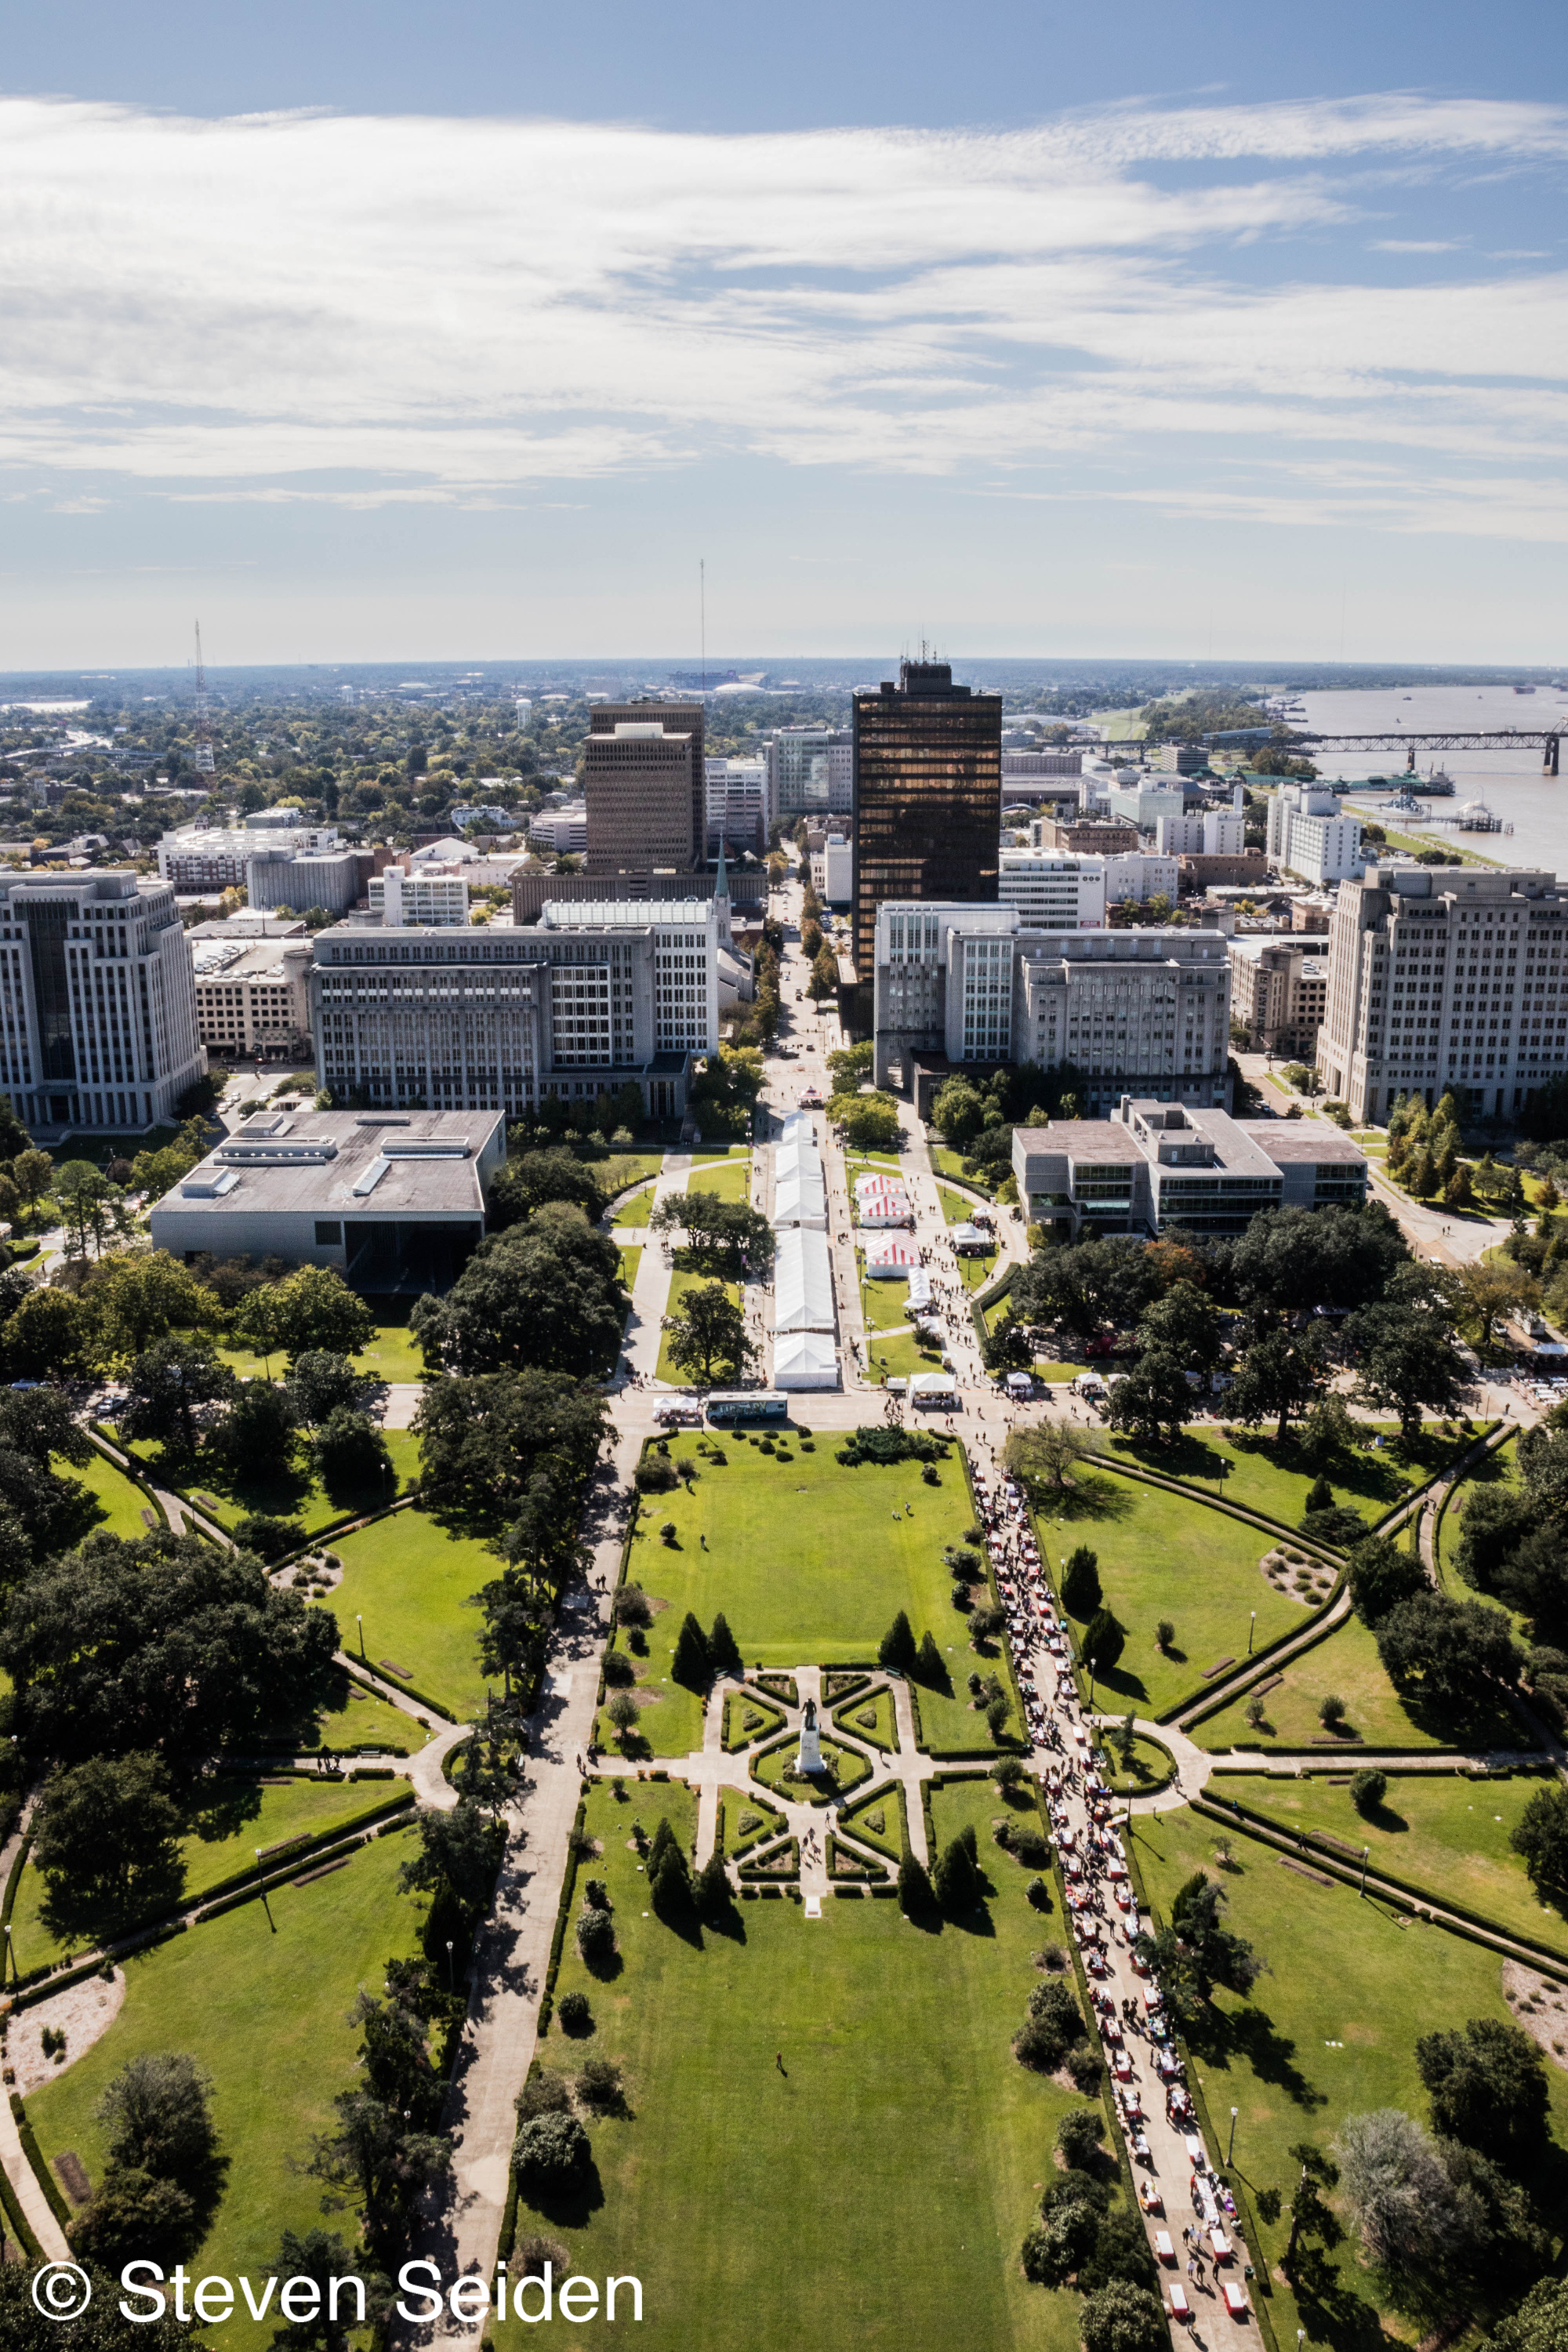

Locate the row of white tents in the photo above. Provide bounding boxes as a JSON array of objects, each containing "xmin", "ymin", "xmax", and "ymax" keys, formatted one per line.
[{"xmin": 771, "ymin": 1112, "xmax": 837, "ymax": 1388}]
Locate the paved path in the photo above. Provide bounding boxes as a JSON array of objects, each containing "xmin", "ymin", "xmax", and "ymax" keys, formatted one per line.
[{"xmin": 0, "ymin": 1797, "xmax": 71, "ymax": 2262}]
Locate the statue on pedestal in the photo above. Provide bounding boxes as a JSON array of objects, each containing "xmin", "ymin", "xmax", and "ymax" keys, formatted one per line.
[{"xmin": 797, "ymin": 1695, "xmax": 822, "ymax": 1775}]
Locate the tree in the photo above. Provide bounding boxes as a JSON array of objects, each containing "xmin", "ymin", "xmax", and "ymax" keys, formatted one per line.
[
  {"xmin": 486, "ymin": 1146, "xmax": 607, "ymax": 1232},
  {"xmin": 671, "ymin": 1611, "xmax": 711, "ymax": 1689},
  {"xmin": 11, "ymin": 1145, "xmax": 54, "ymax": 1215},
  {"xmin": 1349, "ymin": 1768, "xmax": 1387, "ymax": 1814},
  {"xmin": 931, "ymin": 1077, "xmax": 988, "ymax": 1148},
  {"xmin": 1152, "ymin": 1870, "xmax": 1266, "ymax": 2002},
  {"xmin": 118, "ymin": 1333, "xmax": 235, "ymax": 1454},
  {"xmin": 74, "ymin": 2166, "xmax": 201, "ymax": 2274},
  {"xmin": 662, "ymin": 1281, "xmax": 754, "ymax": 1386},
  {"xmin": 1345, "ymin": 1532, "xmax": 1429, "ymax": 1627},
  {"xmin": 263, "ymin": 2229, "xmax": 379, "ymax": 2352},
  {"xmin": 31, "ymin": 1751, "xmax": 183, "ymax": 1927},
  {"xmin": 308, "ymin": 2090, "xmax": 450, "ymax": 2270},
  {"xmin": 933, "ymin": 1832, "xmax": 982, "ymax": 1915},
  {"xmin": 0, "ymin": 1093, "xmax": 29, "ymax": 1161},
  {"xmin": 264, "ymin": 1265, "xmax": 377, "ymax": 1359},
  {"xmin": 1335, "ymin": 2107, "xmax": 1470, "ymax": 2281},
  {"xmin": 56, "ymin": 1160, "xmax": 125, "ymax": 1260},
  {"xmin": 708, "ymin": 1611, "xmax": 743, "ymax": 1679},
  {"xmin": 1282, "ymin": 2141, "xmax": 1343, "ymax": 2280},
  {"xmin": 575, "ymin": 1906, "xmax": 615, "ymax": 1965},
  {"xmin": 1454, "ymin": 1258, "xmax": 1540, "ymax": 1349},
  {"xmin": 1006, "ymin": 1424, "xmax": 1090, "ymax": 1500},
  {"xmin": 412, "ymin": 1207, "xmax": 625, "ymax": 1378},
  {"xmin": 1082, "ymin": 1606, "xmax": 1126, "ymax": 1675},
  {"xmin": 1136, "ymin": 1281, "xmax": 1222, "ymax": 1370},
  {"xmin": 0, "ymin": 1528, "xmax": 339, "ymax": 1771},
  {"xmin": 833, "ymin": 1091, "xmax": 902, "ymax": 1152},
  {"xmin": 1416, "ymin": 2017, "xmax": 1551, "ymax": 2168},
  {"xmin": 3, "ymin": 1283, "xmax": 99, "ymax": 1379},
  {"xmin": 1484, "ymin": 2278, "xmax": 1568, "ymax": 2352},
  {"xmin": 1345, "ymin": 1301, "xmax": 1468, "ymax": 1441},
  {"xmin": 1512, "ymin": 1782, "xmax": 1568, "ymax": 1899},
  {"xmin": 99, "ymin": 2051, "xmax": 218, "ymax": 2186},
  {"xmin": 82, "ymin": 1250, "xmax": 219, "ymax": 1362},
  {"xmin": 879, "ymin": 1610, "xmax": 918, "ymax": 1674},
  {"xmin": 1375, "ymin": 1592, "xmax": 1523, "ymax": 1729},
  {"xmin": 695, "ymin": 1848, "xmax": 731, "ymax": 1916},
  {"xmin": 285, "ymin": 1350, "xmax": 363, "ymax": 1428},
  {"xmin": 982, "ymin": 1312, "xmax": 1033, "ymax": 1375},
  {"xmin": 397, "ymin": 1803, "xmax": 506, "ymax": 1918},
  {"xmin": 514, "ymin": 2111, "xmax": 592, "ymax": 2198},
  {"xmin": 1231, "ymin": 1202, "xmax": 1407, "ymax": 1316},
  {"xmin": 1104, "ymin": 1347, "xmax": 1191, "ymax": 1445},
  {"xmin": 1057, "ymin": 2106, "xmax": 1107, "ymax": 2169},
  {"xmin": 1078, "ymin": 2282, "xmax": 1170, "ymax": 2352},
  {"xmin": 1226, "ymin": 1327, "xmax": 1324, "ymax": 1443},
  {"xmin": 652, "ymin": 1190, "xmax": 774, "ymax": 1279},
  {"xmin": 606, "ymin": 1690, "xmax": 640, "ymax": 1744},
  {"xmin": 1061, "ymin": 1545, "xmax": 1102, "ymax": 1619},
  {"xmin": 916, "ymin": 1628, "xmax": 946, "ymax": 1686},
  {"xmin": 898, "ymin": 1852, "xmax": 933, "ymax": 1915},
  {"xmin": 311, "ymin": 1407, "xmax": 394, "ymax": 1499},
  {"xmin": 207, "ymin": 1377, "xmax": 299, "ymax": 1482},
  {"xmin": 826, "ymin": 1040, "xmax": 875, "ymax": 1091},
  {"xmin": 412, "ymin": 1369, "xmax": 608, "ymax": 1526}
]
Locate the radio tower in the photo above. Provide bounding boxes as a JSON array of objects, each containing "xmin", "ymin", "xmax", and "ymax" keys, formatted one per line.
[{"xmin": 192, "ymin": 621, "xmax": 216, "ymax": 775}]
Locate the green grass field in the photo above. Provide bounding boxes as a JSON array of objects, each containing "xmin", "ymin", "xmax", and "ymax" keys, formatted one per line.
[
  {"xmin": 937, "ymin": 1182, "xmax": 975, "ymax": 1223},
  {"xmin": 218, "ymin": 1308, "xmax": 426, "ymax": 1385},
  {"xmin": 1209, "ymin": 1766, "xmax": 1568, "ymax": 1955},
  {"xmin": 655, "ymin": 1271, "xmax": 744, "ymax": 1385},
  {"xmin": 1099, "ymin": 1422, "xmax": 1468, "ymax": 1537},
  {"xmin": 69, "ymin": 1446, "xmax": 159, "ymax": 1539},
  {"xmin": 1133, "ymin": 1802, "xmax": 1568, "ymax": 2350},
  {"xmin": 861, "ymin": 1266, "xmax": 913, "ymax": 1334},
  {"xmin": 596, "ymin": 1436, "xmax": 980, "ymax": 1753},
  {"xmin": 833, "ymin": 1686, "xmax": 896, "ymax": 1750},
  {"xmin": 6, "ymin": 1777, "xmax": 393, "ymax": 1974},
  {"xmin": 1036, "ymin": 1473, "xmax": 1310, "ymax": 1717},
  {"xmin": 1192, "ymin": 1606, "xmax": 1489, "ymax": 1752},
  {"xmin": 497, "ymin": 1777, "xmax": 1088, "ymax": 2352},
  {"xmin": 315, "ymin": 1504, "xmax": 501, "ymax": 1718},
  {"xmin": 866, "ymin": 1330, "xmax": 945, "ymax": 1382},
  {"xmin": 1436, "ymin": 1432, "xmax": 1517, "ymax": 1588},
  {"xmin": 691, "ymin": 1155, "xmax": 752, "ymax": 1202},
  {"xmin": 27, "ymin": 1838, "xmax": 424, "ymax": 2352},
  {"xmin": 309, "ymin": 1671, "xmax": 424, "ymax": 1756},
  {"xmin": 126, "ymin": 1427, "xmax": 422, "ymax": 1537},
  {"xmin": 1100, "ymin": 1733, "xmax": 1175, "ymax": 1796},
  {"xmin": 600, "ymin": 1150, "xmax": 666, "ymax": 1202},
  {"xmin": 617, "ymin": 1244, "xmax": 643, "ymax": 1291},
  {"xmin": 956, "ymin": 1247, "xmax": 999, "ymax": 1292},
  {"xmin": 612, "ymin": 1185, "xmax": 655, "ymax": 1229},
  {"xmin": 753, "ymin": 1734, "xmax": 872, "ymax": 1804},
  {"xmin": 929, "ymin": 1145, "xmax": 997, "ymax": 1196}
]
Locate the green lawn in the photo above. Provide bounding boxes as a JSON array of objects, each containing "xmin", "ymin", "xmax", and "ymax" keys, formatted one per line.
[
  {"xmin": 70, "ymin": 1446, "xmax": 159, "ymax": 1539},
  {"xmin": 599, "ymin": 1149, "xmax": 666, "ymax": 1202},
  {"xmin": 315, "ymin": 1504, "xmax": 500, "ymax": 1718},
  {"xmin": 693, "ymin": 1154, "xmax": 752, "ymax": 1202},
  {"xmin": 689, "ymin": 1145, "xmax": 751, "ymax": 1166},
  {"xmin": 125, "ymin": 1427, "xmax": 422, "ymax": 1537},
  {"xmin": 309, "ymin": 1671, "xmax": 425, "ymax": 1756},
  {"xmin": 218, "ymin": 1308, "xmax": 426, "ymax": 1385},
  {"xmin": 596, "ymin": 1436, "xmax": 978, "ymax": 1752},
  {"xmin": 866, "ymin": 1330, "xmax": 946, "ymax": 1383},
  {"xmin": 655, "ymin": 1271, "xmax": 744, "ymax": 1385},
  {"xmin": 1193, "ymin": 1609, "xmax": 1457, "ymax": 1752},
  {"xmin": 1036, "ymin": 1474, "xmax": 1311, "ymax": 1718},
  {"xmin": 956, "ymin": 1247, "xmax": 1000, "ymax": 1293},
  {"xmin": 1436, "ymin": 1432, "xmax": 1517, "ymax": 1588},
  {"xmin": 1210, "ymin": 1766, "xmax": 1568, "ymax": 1955},
  {"xmin": 1099, "ymin": 1422, "xmax": 1469, "ymax": 1537},
  {"xmin": 839, "ymin": 1781, "xmax": 906, "ymax": 1861},
  {"xmin": 1133, "ymin": 1802, "xmax": 1568, "ymax": 2350},
  {"xmin": 612, "ymin": 1185, "xmax": 655, "ymax": 1229},
  {"xmin": 27, "ymin": 1838, "xmax": 424, "ymax": 2352},
  {"xmin": 7, "ymin": 1777, "xmax": 392, "ymax": 1975},
  {"xmin": 938, "ymin": 1182, "xmax": 975, "ymax": 1223},
  {"xmin": 499, "ymin": 1777, "xmax": 1088, "ymax": 2352},
  {"xmin": 861, "ymin": 1267, "xmax": 912, "ymax": 1333},
  {"xmin": 832, "ymin": 1686, "xmax": 896, "ymax": 1750},
  {"xmin": 617, "ymin": 1244, "xmax": 644, "ymax": 1291},
  {"xmin": 1100, "ymin": 1733, "xmax": 1175, "ymax": 1796},
  {"xmin": 929, "ymin": 1145, "xmax": 997, "ymax": 1196}
]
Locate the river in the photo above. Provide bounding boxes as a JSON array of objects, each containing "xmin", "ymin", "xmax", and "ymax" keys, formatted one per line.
[{"xmin": 1291, "ymin": 683, "xmax": 1568, "ymax": 874}]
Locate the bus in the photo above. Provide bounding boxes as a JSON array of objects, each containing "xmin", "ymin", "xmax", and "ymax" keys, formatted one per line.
[{"xmin": 705, "ymin": 1391, "xmax": 789, "ymax": 1425}]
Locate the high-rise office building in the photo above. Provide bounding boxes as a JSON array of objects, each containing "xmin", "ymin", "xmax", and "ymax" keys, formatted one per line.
[
  {"xmin": 0, "ymin": 869, "xmax": 204, "ymax": 1134},
  {"xmin": 584, "ymin": 699, "xmax": 705, "ymax": 877},
  {"xmin": 766, "ymin": 728, "xmax": 853, "ymax": 821},
  {"xmin": 850, "ymin": 660, "xmax": 1001, "ymax": 1031}
]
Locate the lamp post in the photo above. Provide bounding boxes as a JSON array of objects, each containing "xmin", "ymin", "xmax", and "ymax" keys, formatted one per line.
[
  {"xmin": 1228, "ymin": 2105, "xmax": 1239, "ymax": 2166},
  {"xmin": 2, "ymin": 1922, "xmax": 9, "ymax": 1986},
  {"xmin": 445, "ymin": 1939, "xmax": 454, "ymax": 1990},
  {"xmin": 1247, "ymin": 1610, "xmax": 1256, "ymax": 1656},
  {"xmin": 357, "ymin": 1613, "xmax": 365, "ymax": 1661},
  {"xmin": 1360, "ymin": 1843, "xmax": 1369, "ymax": 1897}
]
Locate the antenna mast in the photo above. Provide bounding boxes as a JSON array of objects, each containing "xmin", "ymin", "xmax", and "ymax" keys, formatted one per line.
[
  {"xmin": 192, "ymin": 621, "xmax": 216, "ymax": 775},
  {"xmin": 699, "ymin": 560, "xmax": 706, "ymax": 695}
]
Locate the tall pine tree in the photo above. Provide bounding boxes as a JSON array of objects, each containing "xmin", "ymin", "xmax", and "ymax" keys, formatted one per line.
[
  {"xmin": 1061, "ymin": 1545, "xmax": 1102, "ymax": 1619},
  {"xmin": 671, "ymin": 1611, "xmax": 711, "ymax": 1689},
  {"xmin": 708, "ymin": 1612, "xmax": 744, "ymax": 1679},
  {"xmin": 879, "ymin": 1610, "xmax": 918, "ymax": 1674},
  {"xmin": 916, "ymin": 1630, "xmax": 946, "ymax": 1688}
]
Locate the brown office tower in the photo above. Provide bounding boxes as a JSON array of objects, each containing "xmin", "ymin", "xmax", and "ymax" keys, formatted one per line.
[
  {"xmin": 585, "ymin": 699, "xmax": 706, "ymax": 877},
  {"xmin": 849, "ymin": 659, "xmax": 1001, "ymax": 1034}
]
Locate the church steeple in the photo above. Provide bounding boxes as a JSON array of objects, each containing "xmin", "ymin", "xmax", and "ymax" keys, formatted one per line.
[{"xmin": 713, "ymin": 838, "xmax": 730, "ymax": 901}]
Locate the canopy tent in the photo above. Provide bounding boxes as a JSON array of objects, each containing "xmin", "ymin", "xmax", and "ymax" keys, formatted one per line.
[
  {"xmin": 774, "ymin": 1227, "xmax": 835, "ymax": 1331},
  {"xmin": 858, "ymin": 1192, "xmax": 912, "ymax": 1227},
  {"xmin": 909, "ymin": 1370, "xmax": 957, "ymax": 1403},
  {"xmin": 773, "ymin": 1330, "xmax": 839, "ymax": 1389},
  {"xmin": 775, "ymin": 1138, "xmax": 822, "ymax": 1184},
  {"xmin": 906, "ymin": 1268, "xmax": 932, "ymax": 1314},
  {"xmin": 773, "ymin": 1165, "xmax": 828, "ymax": 1229},
  {"xmin": 863, "ymin": 1234, "xmax": 919, "ymax": 1275},
  {"xmin": 853, "ymin": 1172, "xmax": 903, "ymax": 1200},
  {"xmin": 778, "ymin": 1111, "xmax": 818, "ymax": 1144},
  {"xmin": 950, "ymin": 1221, "xmax": 992, "ymax": 1253}
]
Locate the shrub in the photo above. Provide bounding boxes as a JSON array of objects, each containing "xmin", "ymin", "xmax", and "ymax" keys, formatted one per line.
[
  {"xmin": 1066, "ymin": 2044, "xmax": 1104, "ymax": 2093},
  {"xmin": 1057, "ymin": 2105, "xmax": 1107, "ymax": 2169},
  {"xmin": 513, "ymin": 2111, "xmax": 592, "ymax": 2197},
  {"xmin": 614, "ymin": 1584, "xmax": 653, "ymax": 1628},
  {"xmin": 916, "ymin": 1630, "xmax": 947, "ymax": 1687},
  {"xmin": 1010, "ymin": 1825, "xmax": 1051, "ymax": 1870},
  {"xmin": 575, "ymin": 2057, "xmax": 623, "ymax": 2114},
  {"xmin": 991, "ymin": 1755, "xmax": 1026, "ymax": 1790},
  {"xmin": 1025, "ymin": 1875, "xmax": 1051, "ymax": 1910},
  {"xmin": 1080, "ymin": 2213, "xmax": 1159, "ymax": 2292},
  {"xmin": 1319, "ymin": 1691, "xmax": 1347, "ymax": 1728},
  {"xmin": 898, "ymin": 1852, "xmax": 935, "ymax": 1916},
  {"xmin": 556, "ymin": 1991, "xmax": 593, "ymax": 2035},
  {"xmin": 1080, "ymin": 2282, "xmax": 1170, "ymax": 2352},
  {"xmin": 1028, "ymin": 1976, "xmax": 1084, "ymax": 2042},
  {"xmin": 1061, "ymin": 1544, "xmax": 1101, "ymax": 1617},
  {"xmin": 602, "ymin": 1650, "xmax": 635, "ymax": 1688},
  {"xmin": 232, "ymin": 1513, "xmax": 306, "ymax": 1563},
  {"xmin": 516, "ymin": 2067, "xmax": 571, "ymax": 2122},
  {"xmin": 606, "ymin": 1691, "xmax": 640, "ymax": 1741},
  {"xmin": 1155, "ymin": 1617, "xmax": 1174, "ymax": 1653},
  {"xmin": 1350, "ymin": 1768, "xmax": 1388, "ymax": 1814},
  {"xmin": 635, "ymin": 1460, "xmax": 679, "ymax": 1493},
  {"xmin": 582, "ymin": 1877, "xmax": 610, "ymax": 1911},
  {"xmin": 1014, "ymin": 2014, "xmax": 1068, "ymax": 2071},
  {"xmin": 659, "ymin": 1520, "xmax": 677, "ymax": 1545},
  {"xmin": 574, "ymin": 1907, "xmax": 616, "ymax": 1965},
  {"xmin": 1243, "ymin": 1693, "xmax": 1267, "ymax": 1730}
]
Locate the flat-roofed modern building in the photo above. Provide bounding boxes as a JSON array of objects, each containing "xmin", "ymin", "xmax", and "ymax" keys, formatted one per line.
[
  {"xmin": 1011, "ymin": 1097, "xmax": 1367, "ymax": 1239},
  {"xmin": 998, "ymin": 852, "xmax": 1105, "ymax": 929},
  {"xmin": 149, "ymin": 1107, "xmax": 505, "ymax": 1290},
  {"xmin": 0, "ymin": 869, "xmax": 204, "ymax": 1134},
  {"xmin": 766, "ymin": 728, "xmax": 853, "ymax": 820},
  {"xmin": 585, "ymin": 699, "xmax": 706, "ymax": 876},
  {"xmin": 191, "ymin": 934, "xmax": 313, "ymax": 1065},
  {"xmin": 850, "ymin": 660, "xmax": 1001, "ymax": 1030}
]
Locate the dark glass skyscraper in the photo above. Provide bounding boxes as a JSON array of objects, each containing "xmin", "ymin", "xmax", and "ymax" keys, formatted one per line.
[{"xmin": 849, "ymin": 659, "xmax": 1001, "ymax": 1032}]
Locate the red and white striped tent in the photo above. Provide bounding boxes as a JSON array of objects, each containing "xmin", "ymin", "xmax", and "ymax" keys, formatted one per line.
[{"xmin": 863, "ymin": 1234, "xmax": 920, "ymax": 1275}]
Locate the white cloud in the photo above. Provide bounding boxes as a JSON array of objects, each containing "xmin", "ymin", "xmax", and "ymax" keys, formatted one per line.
[{"xmin": 0, "ymin": 91, "xmax": 1565, "ymax": 535}]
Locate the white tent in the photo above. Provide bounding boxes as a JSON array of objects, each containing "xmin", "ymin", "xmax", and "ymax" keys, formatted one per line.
[
  {"xmin": 774, "ymin": 1228, "xmax": 836, "ymax": 1331},
  {"xmin": 906, "ymin": 1268, "xmax": 933, "ymax": 1314},
  {"xmin": 778, "ymin": 1111, "xmax": 817, "ymax": 1145},
  {"xmin": 773, "ymin": 1164, "xmax": 828, "ymax": 1229},
  {"xmin": 775, "ymin": 1138, "xmax": 822, "ymax": 1184},
  {"xmin": 863, "ymin": 1234, "xmax": 919, "ymax": 1275},
  {"xmin": 773, "ymin": 1330, "xmax": 839, "ymax": 1389},
  {"xmin": 950, "ymin": 1221, "xmax": 992, "ymax": 1254},
  {"xmin": 858, "ymin": 1192, "xmax": 912, "ymax": 1228},
  {"xmin": 853, "ymin": 1172, "xmax": 902, "ymax": 1200}
]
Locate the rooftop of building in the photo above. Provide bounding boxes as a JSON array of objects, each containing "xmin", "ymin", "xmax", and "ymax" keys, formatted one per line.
[
  {"xmin": 157, "ymin": 1109, "xmax": 501, "ymax": 1221},
  {"xmin": 539, "ymin": 897, "xmax": 716, "ymax": 930},
  {"xmin": 1234, "ymin": 1122, "xmax": 1365, "ymax": 1164},
  {"xmin": 1012, "ymin": 1120, "xmax": 1145, "ymax": 1163},
  {"xmin": 190, "ymin": 937, "xmax": 311, "ymax": 980},
  {"xmin": 187, "ymin": 916, "xmax": 308, "ymax": 939}
]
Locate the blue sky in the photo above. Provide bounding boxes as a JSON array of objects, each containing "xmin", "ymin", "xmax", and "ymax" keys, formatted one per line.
[{"xmin": 2, "ymin": 1, "xmax": 1567, "ymax": 667}]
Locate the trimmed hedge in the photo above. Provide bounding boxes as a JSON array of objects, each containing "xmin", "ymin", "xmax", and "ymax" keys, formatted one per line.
[
  {"xmin": 0, "ymin": 2133, "xmax": 42, "ymax": 2257},
  {"xmin": 343, "ymin": 1657, "xmax": 456, "ymax": 1726},
  {"xmin": 2, "ymin": 1832, "xmax": 31, "ymax": 1930},
  {"xmin": 10, "ymin": 2092, "xmax": 71, "ymax": 2230},
  {"xmin": 537, "ymin": 1788, "xmax": 589, "ymax": 2038},
  {"xmin": 191, "ymin": 1790, "xmax": 415, "ymax": 1915}
]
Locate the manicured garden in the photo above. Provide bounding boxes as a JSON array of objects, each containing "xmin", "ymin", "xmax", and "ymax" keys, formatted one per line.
[
  {"xmin": 1192, "ymin": 1610, "xmax": 1470, "ymax": 1753},
  {"xmin": 499, "ymin": 1777, "xmax": 1088, "ymax": 2352},
  {"xmin": 654, "ymin": 1271, "xmax": 743, "ymax": 1385},
  {"xmin": 122, "ymin": 1425, "xmax": 422, "ymax": 1538},
  {"xmin": 27, "ymin": 1838, "xmax": 424, "ymax": 2352},
  {"xmin": 1208, "ymin": 1766, "xmax": 1568, "ymax": 1956},
  {"xmin": 68, "ymin": 1446, "xmax": 158, "ymax": 1541},
  {"xmin": 753, "ymin": 1733, "xmax": 872, "ymax": 1804},
  {"xmin": 1098, "ymin": 1421, "xmax": 1471, "ymax": 1537},
  {"xmin": 692, "ymin": 1153, "xmax": 752, "ymax": 1202},
  {"xmin": 1036, "ymin": 1474, "xmax": 1309, "ymax": 1719},
  {"xmin": 314, "ymin": 1504, "xmax": 503, "ymax": 1718},
  {"xmin": 596, "ymin": 1435, "xmax": 993, "ymax": 1755},
  {"xmin": 6, "ymin": 1776, "xmax": 395, "ymax": 1975},
  {"xmin": 1132, "ymin": 1802, "xmax": 1568, "ymax": 2350}
]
